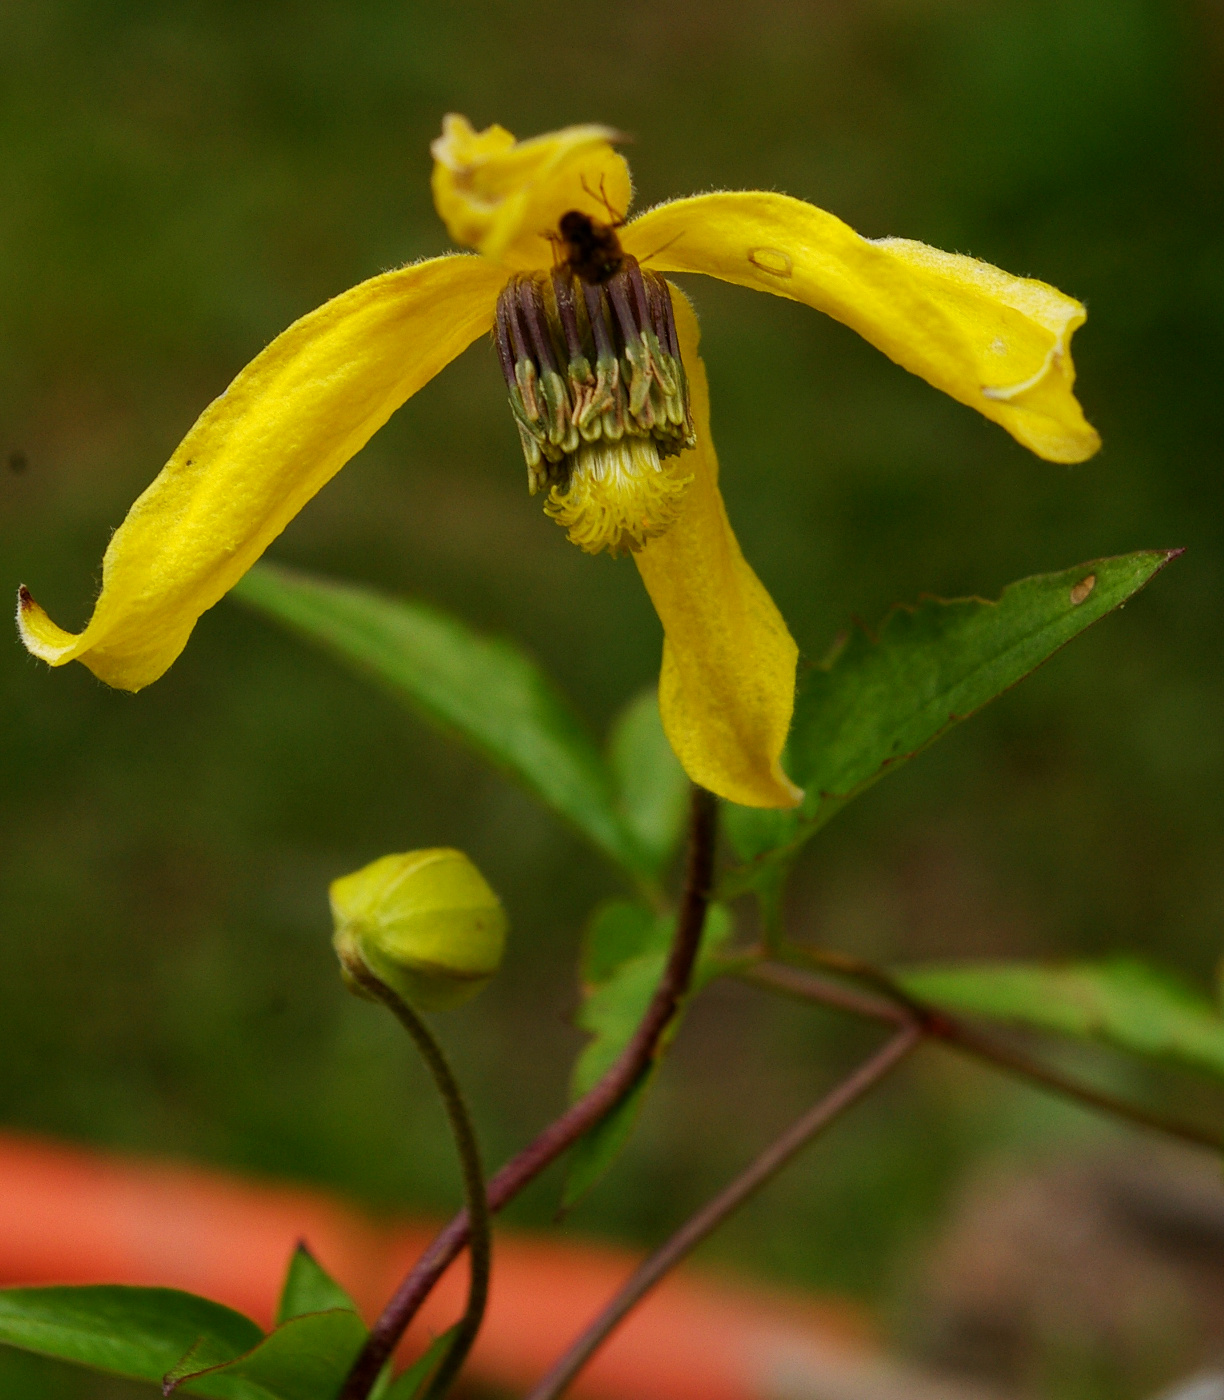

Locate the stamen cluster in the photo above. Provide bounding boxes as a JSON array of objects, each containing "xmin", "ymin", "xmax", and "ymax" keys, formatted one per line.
[{"xmin": 494, "ymin": 259, "xmax": 696, "ymax": 556}]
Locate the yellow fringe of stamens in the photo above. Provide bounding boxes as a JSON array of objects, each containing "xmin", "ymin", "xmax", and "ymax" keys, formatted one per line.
[{"xmin": 544, "ymin": 438, "xmax": 692, "ymax": 557}]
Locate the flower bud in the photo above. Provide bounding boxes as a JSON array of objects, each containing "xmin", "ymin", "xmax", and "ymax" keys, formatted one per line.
[{"xmin": 330, "ymin": 848, "xmax": 507, "ymax": 1012}]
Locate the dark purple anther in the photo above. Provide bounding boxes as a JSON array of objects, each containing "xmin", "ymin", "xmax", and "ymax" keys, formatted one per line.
[
  {"xmin": 626, "ymin": 261, "xmax": 654, "ymax": 335},
  {"xmin": 582, "ymin": 280, "xmax": 616, "ymax": 363},
  {"xmin": 503, "ymin": 279, "xmax": 533, "ymax": 365},
  {"xmin": 657, "ymin": 278, "xmax": 682, "ymax": 360},
  {"xmin": 518, "ymin": 278, "xmax": 559, "ymax": 376},
  {"xmin": 605, "ymin": 267, "xmax": 642, "ymax": 349},
  {"xmin": 550, "ymin": 270, "xmax": 585, "ymax": 364},
  {"xmin": 494, "ymin": 292, "xmax": 518, "ymax": 387}
]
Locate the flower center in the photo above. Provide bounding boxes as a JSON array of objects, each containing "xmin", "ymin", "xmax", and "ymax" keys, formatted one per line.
[{"xmin": 494, "ymin": 250, "xmax": 696, "ymax": 556}]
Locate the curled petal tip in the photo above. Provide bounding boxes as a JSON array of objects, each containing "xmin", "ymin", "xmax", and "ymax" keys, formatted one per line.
[
  {"xmin": 17, "ymin": 255, "xmax": 503, "ymax": 693},
  {"xmin": 774, "ymin": 770, "xmax": 805, "ymax": 810},
  {"xmin": 16, "ymin": 584, "xmax": 77, "ymax": 665},
  {"xmin": 721, "ymin": 760, "xmax": 804, "ymax": 811}
]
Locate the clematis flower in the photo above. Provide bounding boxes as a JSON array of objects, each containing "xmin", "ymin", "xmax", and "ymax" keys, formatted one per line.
[{"xmin": 18, "ymin": 115, "xmax": 1099, "ymax": 810}]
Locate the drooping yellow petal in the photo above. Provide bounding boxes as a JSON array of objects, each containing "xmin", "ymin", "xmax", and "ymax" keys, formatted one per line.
[
  {"xmin": 431, "ymin": 114, "xmax": 633, "ymax": 269},
  {"xmin": 633, "ymin": 290, "xmax": 802, "ymax": 810},
  {"xmin": 18, "ymin": 254, "xmax": 505, "ymax": 691},
  {"xmin": 623, "ymin": 193, "xmax": 1100, "ymax": 464}
]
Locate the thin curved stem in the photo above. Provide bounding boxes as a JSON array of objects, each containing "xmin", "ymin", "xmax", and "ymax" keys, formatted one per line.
[
  {"xmin": 944, "ymin": 1017, "xmax": 1224, "ymax": 1153},
  {"xmin": 340, "ymin": 965, "xmax": 490, "ymax": 1400},
  {"xmin": 340, "ymin": 785, "xmax": 719, "ymax": 1399},
  {"xmin": 742, "ymin": 958, "xmax": 1224, "ymax": 1153},
  {"xmin": 740, "ymin": 960, "xmax": 908, "ymax": 1025},
  {"xmin": 524, "ymin": 1024, "xmax": 922, "ymax": 1400}
]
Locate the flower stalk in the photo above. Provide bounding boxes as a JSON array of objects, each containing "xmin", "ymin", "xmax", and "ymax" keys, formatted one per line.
[
  {"xmin": 339, "ymin": 785, "xmax": 719, "ymax": 1400},
  {"xmin": 336, "ymin": 957, "xmax": 491, "ymax": 1400}
]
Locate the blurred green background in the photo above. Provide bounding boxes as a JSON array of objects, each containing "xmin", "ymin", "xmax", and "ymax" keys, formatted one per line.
[{"xmin": 2, "ymin": 0, "xmax": 1223, "ymax": 1395}]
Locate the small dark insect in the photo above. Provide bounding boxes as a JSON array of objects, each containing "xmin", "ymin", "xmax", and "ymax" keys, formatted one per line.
[
  {"xmin": 7, "ymin": 450, "xmax": 27, "ymax": 473},
  {"xmin": 555, "ymin": 208, "xmax": 625, "ymax": 285}
]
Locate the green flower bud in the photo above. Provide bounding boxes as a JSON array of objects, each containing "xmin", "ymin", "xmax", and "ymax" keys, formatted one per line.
[{"xmin": 330, "ymin": 848, "xmax": 507, "ymax": 1012}]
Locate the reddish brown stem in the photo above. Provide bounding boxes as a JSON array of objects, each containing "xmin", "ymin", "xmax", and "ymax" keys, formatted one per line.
[
  {"xmin": 741, "ymin": 960, "xmax": 909, "ymax": 1025},
  {"xmin": 523, "ymin": 1023, "xmax": 922, "ymax": 1400},
  {"xmin": 743, "ymin": 959, "xmax": 1224, "ymax": 1154},
  {"xmin": 339, "ymin": 786, "xmax": 719, "ymax": 1400}
]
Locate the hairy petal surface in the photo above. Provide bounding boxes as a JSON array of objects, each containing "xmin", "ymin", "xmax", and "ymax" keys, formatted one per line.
[
  {"xmin": 633, "ymin": 290, "xmax": 802, "ymax": 809},
  {"xmin": 18, "ymin": 255, "xmax": 504, "ymax": 690},
  {"xmin": 624, "ymin": 192, "xmax": 1099, "ymax": 464},
  {"xmin": 431, "ymin": 114, "xmax": 633, "ymax": 269}
]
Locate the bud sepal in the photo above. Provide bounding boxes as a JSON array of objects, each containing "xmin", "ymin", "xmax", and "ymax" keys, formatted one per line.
[{"xmin": 330, "ymin": 848, "xmax": 508, "ymax": 1012}]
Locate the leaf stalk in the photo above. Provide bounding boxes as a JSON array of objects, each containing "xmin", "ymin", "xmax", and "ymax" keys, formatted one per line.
[{"xmin": 743, "ymin": 954, "xmax": 1224, "ymax": 1153}]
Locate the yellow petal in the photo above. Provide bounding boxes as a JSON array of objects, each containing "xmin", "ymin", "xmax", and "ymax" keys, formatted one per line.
[
  {"xmin": 18, "ymin": 254, "xmax": 505, "ymax": 691},
  {"xmin": 633, "ymin": 289, "xmax": 802, "ymax": 810},
  {"xmin": 430, "ymin": 114, "xmax": 634, "ymax": 269},
  {"xmin": 623, "ymin": 193, "xmax": 1100, "ymax": 464}
]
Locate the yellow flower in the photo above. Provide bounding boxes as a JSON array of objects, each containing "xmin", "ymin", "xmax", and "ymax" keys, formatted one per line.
[{"xmin": 17, "ymin": 114, "xmax": 1100, "ymax": 811}]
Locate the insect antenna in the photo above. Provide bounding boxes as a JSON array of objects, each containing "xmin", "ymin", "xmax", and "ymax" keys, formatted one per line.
[
  {"xmin": 580, "ymin": 174, "xmax": 626, "ymax": 227},
  {"xmin": 637, "ymin": 231, "xmax": 685, "ymax": 265}
]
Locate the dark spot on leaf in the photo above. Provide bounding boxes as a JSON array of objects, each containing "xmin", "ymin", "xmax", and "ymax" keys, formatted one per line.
[
  {"xmin": 7, "ymin": 450, "xmax": 27, "ymax": 472},
  {"xmin": 1070, "ymin": 573, "xmax": 1096, "ymax": 605}
]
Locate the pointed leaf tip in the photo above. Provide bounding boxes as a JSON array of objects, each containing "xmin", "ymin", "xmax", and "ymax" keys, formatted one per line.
[{"xmin": 276, "ymin": 1240, "xmax": 358, "ymax": 1324}]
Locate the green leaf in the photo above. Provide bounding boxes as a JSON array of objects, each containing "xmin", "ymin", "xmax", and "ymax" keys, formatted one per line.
[
  {"xmin": 724, "ymin": 551, "xmax": 1180, "ymax": 878},
  {"xmin": 563, "ymin": 903, "xmax": 733, "ymax": 1207},
  {"xmin": 898, "ymin": 957, "xmax": 1224, "ymax": 1081},
  {"xmin": 231, "ymin": 563, "xmax": 649, "ymax": 878},
  {"xmin": 580, "ymin": 900, "xmax": 672, "ymax": 987},
  {"xmin": 608, "ymin": 688, "xmax": 689, "ymax": 877},
  {"xmin": 276, "ymin": 1243, "xmax": 358, "ymax": 1325},
  {"xmin": 272, "ymin": 1247, "xmax": 392, "ymax": 1399},
  {"xmin": 172, "ymin": 1310, "xmax": 369, "ymax": 1399},
  {"xmin": 574, "ymin": 904, "xmax": 733, "ymax": 1089},
  {"xmin": 384, "ymin": 1326, "xmax": 459, "ymax": 1400},
  {"xmin": 562, "ymin": 1080, "xmax": 651, "ymax": 1211},
  {"xmin": 0, "ymin": 1286, "xmax": 261, "ymax": 1391},
  {"xmin": 793, "ymin": 551, "xmax": 1180, "ymax": 816}
]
